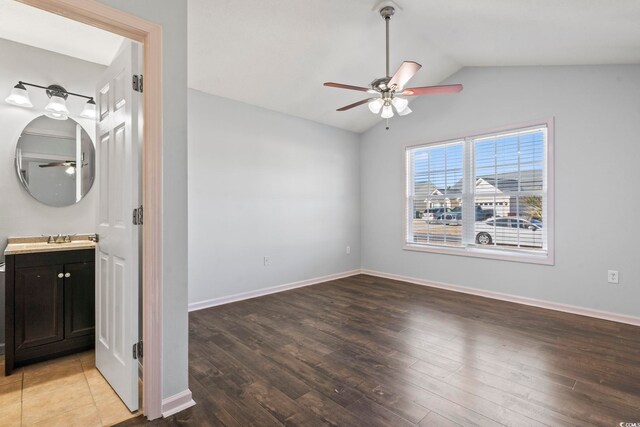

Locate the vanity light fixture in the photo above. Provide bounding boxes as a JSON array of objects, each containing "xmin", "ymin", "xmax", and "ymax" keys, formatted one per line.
[
  {"xmin": 5, "ymin": 81, "xmax": 96, "ymax": 121},
  {"xmin": 5, "ymin": 82, "xmax": 33, "ymax": 108},
  {"xmin": 44, "ymin": 85, "xmax": 70, "ymax": 120},
  {"xmin": 79, "ymin": 99, "xmax": 97, "ymax": 119}
]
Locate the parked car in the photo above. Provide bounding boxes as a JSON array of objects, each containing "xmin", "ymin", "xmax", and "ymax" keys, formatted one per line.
[
  {"xmin": 475, "ymin": 217, "xmax": 543, "ymax": 248},
  {"xmin": 436, "ymin": 210, "xmax": 461, "ymax": 225},
  {"xmin": 476, "ymin": 207, "xmax": 495, "ymax": 221},
  {"xmin": 436, "ymin": 206, "xmax": 494, "ymax": 225},
  {"xmin": 423, "ymin": 208, "xmax": 451, "ymax": 222}
]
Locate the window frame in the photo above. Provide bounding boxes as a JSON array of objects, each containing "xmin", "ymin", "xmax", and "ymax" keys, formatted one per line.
[{"xmin": 403, "ymin": 118, "xmax": 555, "ymax": 265}]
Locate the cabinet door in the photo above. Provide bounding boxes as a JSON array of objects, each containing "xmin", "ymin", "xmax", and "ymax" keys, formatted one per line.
[
  {"xmin": 64, "ymin": 262, "xmax": 96, "ymax": 339},
  {"xmin": 14, "ymin": 265, "xmax": 65, "ymax": 351}
]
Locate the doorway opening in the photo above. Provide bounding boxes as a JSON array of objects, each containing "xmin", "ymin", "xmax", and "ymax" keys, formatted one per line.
[{"xmin": 0, "ymin": 2, "xmax": 160, "ymax": 422}]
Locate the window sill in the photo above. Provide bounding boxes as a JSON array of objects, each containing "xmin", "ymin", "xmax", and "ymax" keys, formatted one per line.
[{"xmin": 403, "ymin": 243, "xmax": 554, "ymax": 265}]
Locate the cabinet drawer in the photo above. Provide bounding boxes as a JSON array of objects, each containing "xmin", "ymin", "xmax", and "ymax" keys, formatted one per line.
[{"xmin": 15, "ymin": 249, "xmax": 94, "ymax": 268}]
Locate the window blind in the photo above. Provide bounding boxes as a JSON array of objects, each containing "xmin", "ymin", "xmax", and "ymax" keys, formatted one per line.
[{"xmin": 406, "ymin": 124, "xmax": 549, "ymax": 257}]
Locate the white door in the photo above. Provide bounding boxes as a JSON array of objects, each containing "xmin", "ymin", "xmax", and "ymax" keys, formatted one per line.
[{"xmin": 95, "ymin": 40, "xmax": 141, "ymax": 412}]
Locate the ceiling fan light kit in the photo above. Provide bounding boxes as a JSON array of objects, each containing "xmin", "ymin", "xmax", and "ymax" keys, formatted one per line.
[{"xmin": 324, "ymin": 3, "xmax": 463, "ymax": 128}]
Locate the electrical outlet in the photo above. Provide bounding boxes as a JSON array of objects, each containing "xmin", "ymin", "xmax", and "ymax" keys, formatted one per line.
[
  {"xmin": 346, "ymin": 246, "xmax": 351, "ymax": 254},
  {"xmin": 264, "ymin": 256, "xmax": 271, "ymax": 267},
  {"xmin": 607, "ymin": 270, "xmax": 619, "ymax": 284}
]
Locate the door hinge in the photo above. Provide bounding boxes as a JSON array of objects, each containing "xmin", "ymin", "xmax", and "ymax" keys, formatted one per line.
[
  {"xmin": 133, "ymin": 74, "xmax": 143, "ymax": 93},
  {"xmin": 133, "ymin": 341, "xmax": 143, "ymax": 359},
  {"xmin": 132, "ymin": 205, "xmax": 143, "ymax": 225}
]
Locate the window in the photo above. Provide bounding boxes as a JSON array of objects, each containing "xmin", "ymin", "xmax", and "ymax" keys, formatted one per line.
[{"xmin": 405, "ymin": 121, "xmax": 553, "ymax": 264}]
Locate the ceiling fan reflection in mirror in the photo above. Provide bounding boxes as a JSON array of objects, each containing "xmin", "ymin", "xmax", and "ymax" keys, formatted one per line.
[
  {"xmin": 324, "ymin": 3, "xmax": 463, "ymax": 129},
  {"xmin": 38, "ymin": 161, "xmax": 77, "ymax": 175}
]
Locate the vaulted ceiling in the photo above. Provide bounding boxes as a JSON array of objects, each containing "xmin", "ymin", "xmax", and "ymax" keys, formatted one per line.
[
  {"xmin": 188, "ymin": 0, "xmax": 640, "ymax": 133},
  {"xmin": 2, "ymin": 1, "xmax": 639, "ymax": 134}
]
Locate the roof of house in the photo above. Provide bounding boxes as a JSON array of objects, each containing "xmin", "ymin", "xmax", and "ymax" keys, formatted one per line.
[
  {"xmin": 480, "ymin": 170, "xmax": 543, "ymax": 192},
  {"xmin": 416, "ymin": 169, "xmax": 543, "ymax": 197}
]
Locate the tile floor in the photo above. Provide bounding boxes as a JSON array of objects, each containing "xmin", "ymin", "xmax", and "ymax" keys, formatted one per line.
[{"xmin": 0, "ymin": 351, "xmax": 139, "ymax": 426}]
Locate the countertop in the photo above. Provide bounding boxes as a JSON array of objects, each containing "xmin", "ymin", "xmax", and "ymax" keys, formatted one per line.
[{"xmin": 4, "ymin": 235, "xmax": 97, "ymax": 256}]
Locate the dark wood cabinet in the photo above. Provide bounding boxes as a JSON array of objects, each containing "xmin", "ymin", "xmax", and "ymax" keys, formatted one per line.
[
  {"xmin": 5, "ymin": 249, "xmax": 95, "ymax": 375},
  {"xmin": 14, "ymin": 264, "xmax": 65, "ymax": 352},
  {"xmin": 64, "ymin": 262, "xmax": 96, "ymax": 340}
]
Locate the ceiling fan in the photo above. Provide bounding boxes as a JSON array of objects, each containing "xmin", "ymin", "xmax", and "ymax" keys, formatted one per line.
[
  {"xmin": 324, "ymin": 4, "xmax": 463, "ymax": 123},
  {"xmin": 38, "ymin": 160, "xmax": 83, "ymax": 175},
  {"xmin": 38, "ymin": 161, "xmax": 76, "ymax": 168}
]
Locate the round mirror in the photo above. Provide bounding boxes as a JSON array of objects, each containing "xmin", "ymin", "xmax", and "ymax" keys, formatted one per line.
[{"xmin": 15, "ymin": 115, "xmax": 95, "ymax": 207}]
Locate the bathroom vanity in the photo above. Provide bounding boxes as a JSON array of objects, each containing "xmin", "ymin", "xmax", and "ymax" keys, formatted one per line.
[{"xmin": 4, "ymin": 236, "xmax": 96, "ymax": 375}]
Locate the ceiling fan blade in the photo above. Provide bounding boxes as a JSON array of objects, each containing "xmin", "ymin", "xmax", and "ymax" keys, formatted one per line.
[
  {"xmin": 388, "ymin": 61, "xmax": 422, "ymax": 90},
  {"xmin": 336, "ymin": 98, "xmax": 375, "ymax": 111},
  {"xmin": 402, "ymin": 84, "xmax": 463, "ymax": 96},
  {"xmin": 38, "ymin": 161, "xmax": 75, "ymax": 168},
  {"xmin": 324, "ymin": 82, "xmax": 370, "ymax": 92}
]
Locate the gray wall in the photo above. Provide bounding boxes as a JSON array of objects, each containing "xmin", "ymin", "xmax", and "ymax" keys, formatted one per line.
[
  {"xmin": 188, "ymin": 90, "xmax": 361, "ymax": 305},
  {"xmin": 360, "ymin": 65, "xmax": 640, "ymax": 318},
  {"xmin": 0, "ymin": 38, "xmax": 103, "ymax": 352},
  {"xmin": 96, "ymin": 0, "xmax": 189, "ymax": 400}
]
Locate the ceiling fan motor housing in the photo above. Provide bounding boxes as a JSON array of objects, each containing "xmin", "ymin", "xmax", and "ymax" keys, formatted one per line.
[{"xmin": 371, "ymin": 77, "xmax": 391, "ymax": 92}]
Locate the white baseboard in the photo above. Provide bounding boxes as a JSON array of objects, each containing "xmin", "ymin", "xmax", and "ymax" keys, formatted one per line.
[
  {"xmin": 362, "ymin": 269, "xmax": 640, "ymax": 327},
  {"xmin": 162, "ymin": 389, "xmax": 195, "ymax": 418},
  {"xmin": 188, "ymin": 269, "xmax": 361, "ymax": 312},
  {"xmin": 188, "ymin": 267, "xmax": 640, "ymax": 326}
]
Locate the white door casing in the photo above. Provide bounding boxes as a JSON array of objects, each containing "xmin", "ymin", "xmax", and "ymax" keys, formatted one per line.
[{"xmin": 95, "ymin": 40, "xmax": 141, "ymax": 412}]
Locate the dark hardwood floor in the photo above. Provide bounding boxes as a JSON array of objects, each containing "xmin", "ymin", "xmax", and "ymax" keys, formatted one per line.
[{"xmin": 118, "ymin": 274, "xmax": 640, "ymax": 426}]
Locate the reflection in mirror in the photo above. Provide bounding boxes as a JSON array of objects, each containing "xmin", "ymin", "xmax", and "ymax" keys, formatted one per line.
[{"xmin": 15, "ymin": 115, "xmax": 95, "ymax": 207}]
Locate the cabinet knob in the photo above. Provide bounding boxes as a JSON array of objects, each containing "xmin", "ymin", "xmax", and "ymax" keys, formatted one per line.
[
  {"xmin": 65, "ymin": 272, "xmax": 71, "ymax": 278},
  {"xmin": 58, "ymin": 273, "xmax": 64, "ymax": 278}
]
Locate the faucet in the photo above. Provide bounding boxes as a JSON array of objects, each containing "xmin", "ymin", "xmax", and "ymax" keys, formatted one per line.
[
  {"xmin": 44, "ymin": 234, "xmax": 77, "ymax": 244},
  {"xmin": 45, "ymin": 234, "xmax": 62, "ymax": 243},
  {"xmin": 45, "ymin": 234, "xmax": 67, "ymax": 244}
]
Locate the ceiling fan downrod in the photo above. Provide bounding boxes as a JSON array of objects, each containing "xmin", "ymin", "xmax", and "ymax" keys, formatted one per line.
[{"xmin": 380, "ymin": 6, "xmax": 395, "ymax": 78}]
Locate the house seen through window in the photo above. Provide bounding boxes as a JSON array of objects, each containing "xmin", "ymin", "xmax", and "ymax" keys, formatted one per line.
[{"xmin": 405, "ymin": 123, "xmax": 551, "ymax": 262}]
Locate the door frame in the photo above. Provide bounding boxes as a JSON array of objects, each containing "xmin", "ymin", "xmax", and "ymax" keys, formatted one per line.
[{"xmin": 18, "ymin": 0, "xmax": 164, "ymax": 420}]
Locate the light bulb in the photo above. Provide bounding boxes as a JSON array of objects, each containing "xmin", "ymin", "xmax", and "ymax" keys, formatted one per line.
[
  {"xmin": 45, "ymin": 110, "xmax": 68, "ymax": 120},
  {"xmin": 5, "ymin": 83, "xmax": 33, "ymax": 108},
  {"xmin": 368, "ymin": 98, "xmax": 384, "ymax": 114},
  {"xmin": 391, "ymin": 97, "xmax": 408, "ymax": 113},
  {"xmin": 381, "ymin": 104, "xmax": 394, "ymax": 119},
  {"xmin": 397, "ymin": 106, "xmax": 412, "ymax": 116},
  {"xmin": 79, "ymin": 99, "xmax": 97, "ymax": 119}
]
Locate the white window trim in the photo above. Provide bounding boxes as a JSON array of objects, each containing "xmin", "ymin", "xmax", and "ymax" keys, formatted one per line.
[{"xmin": 403, "ymin": 118, "xmax": 555, "ymax": 266}]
